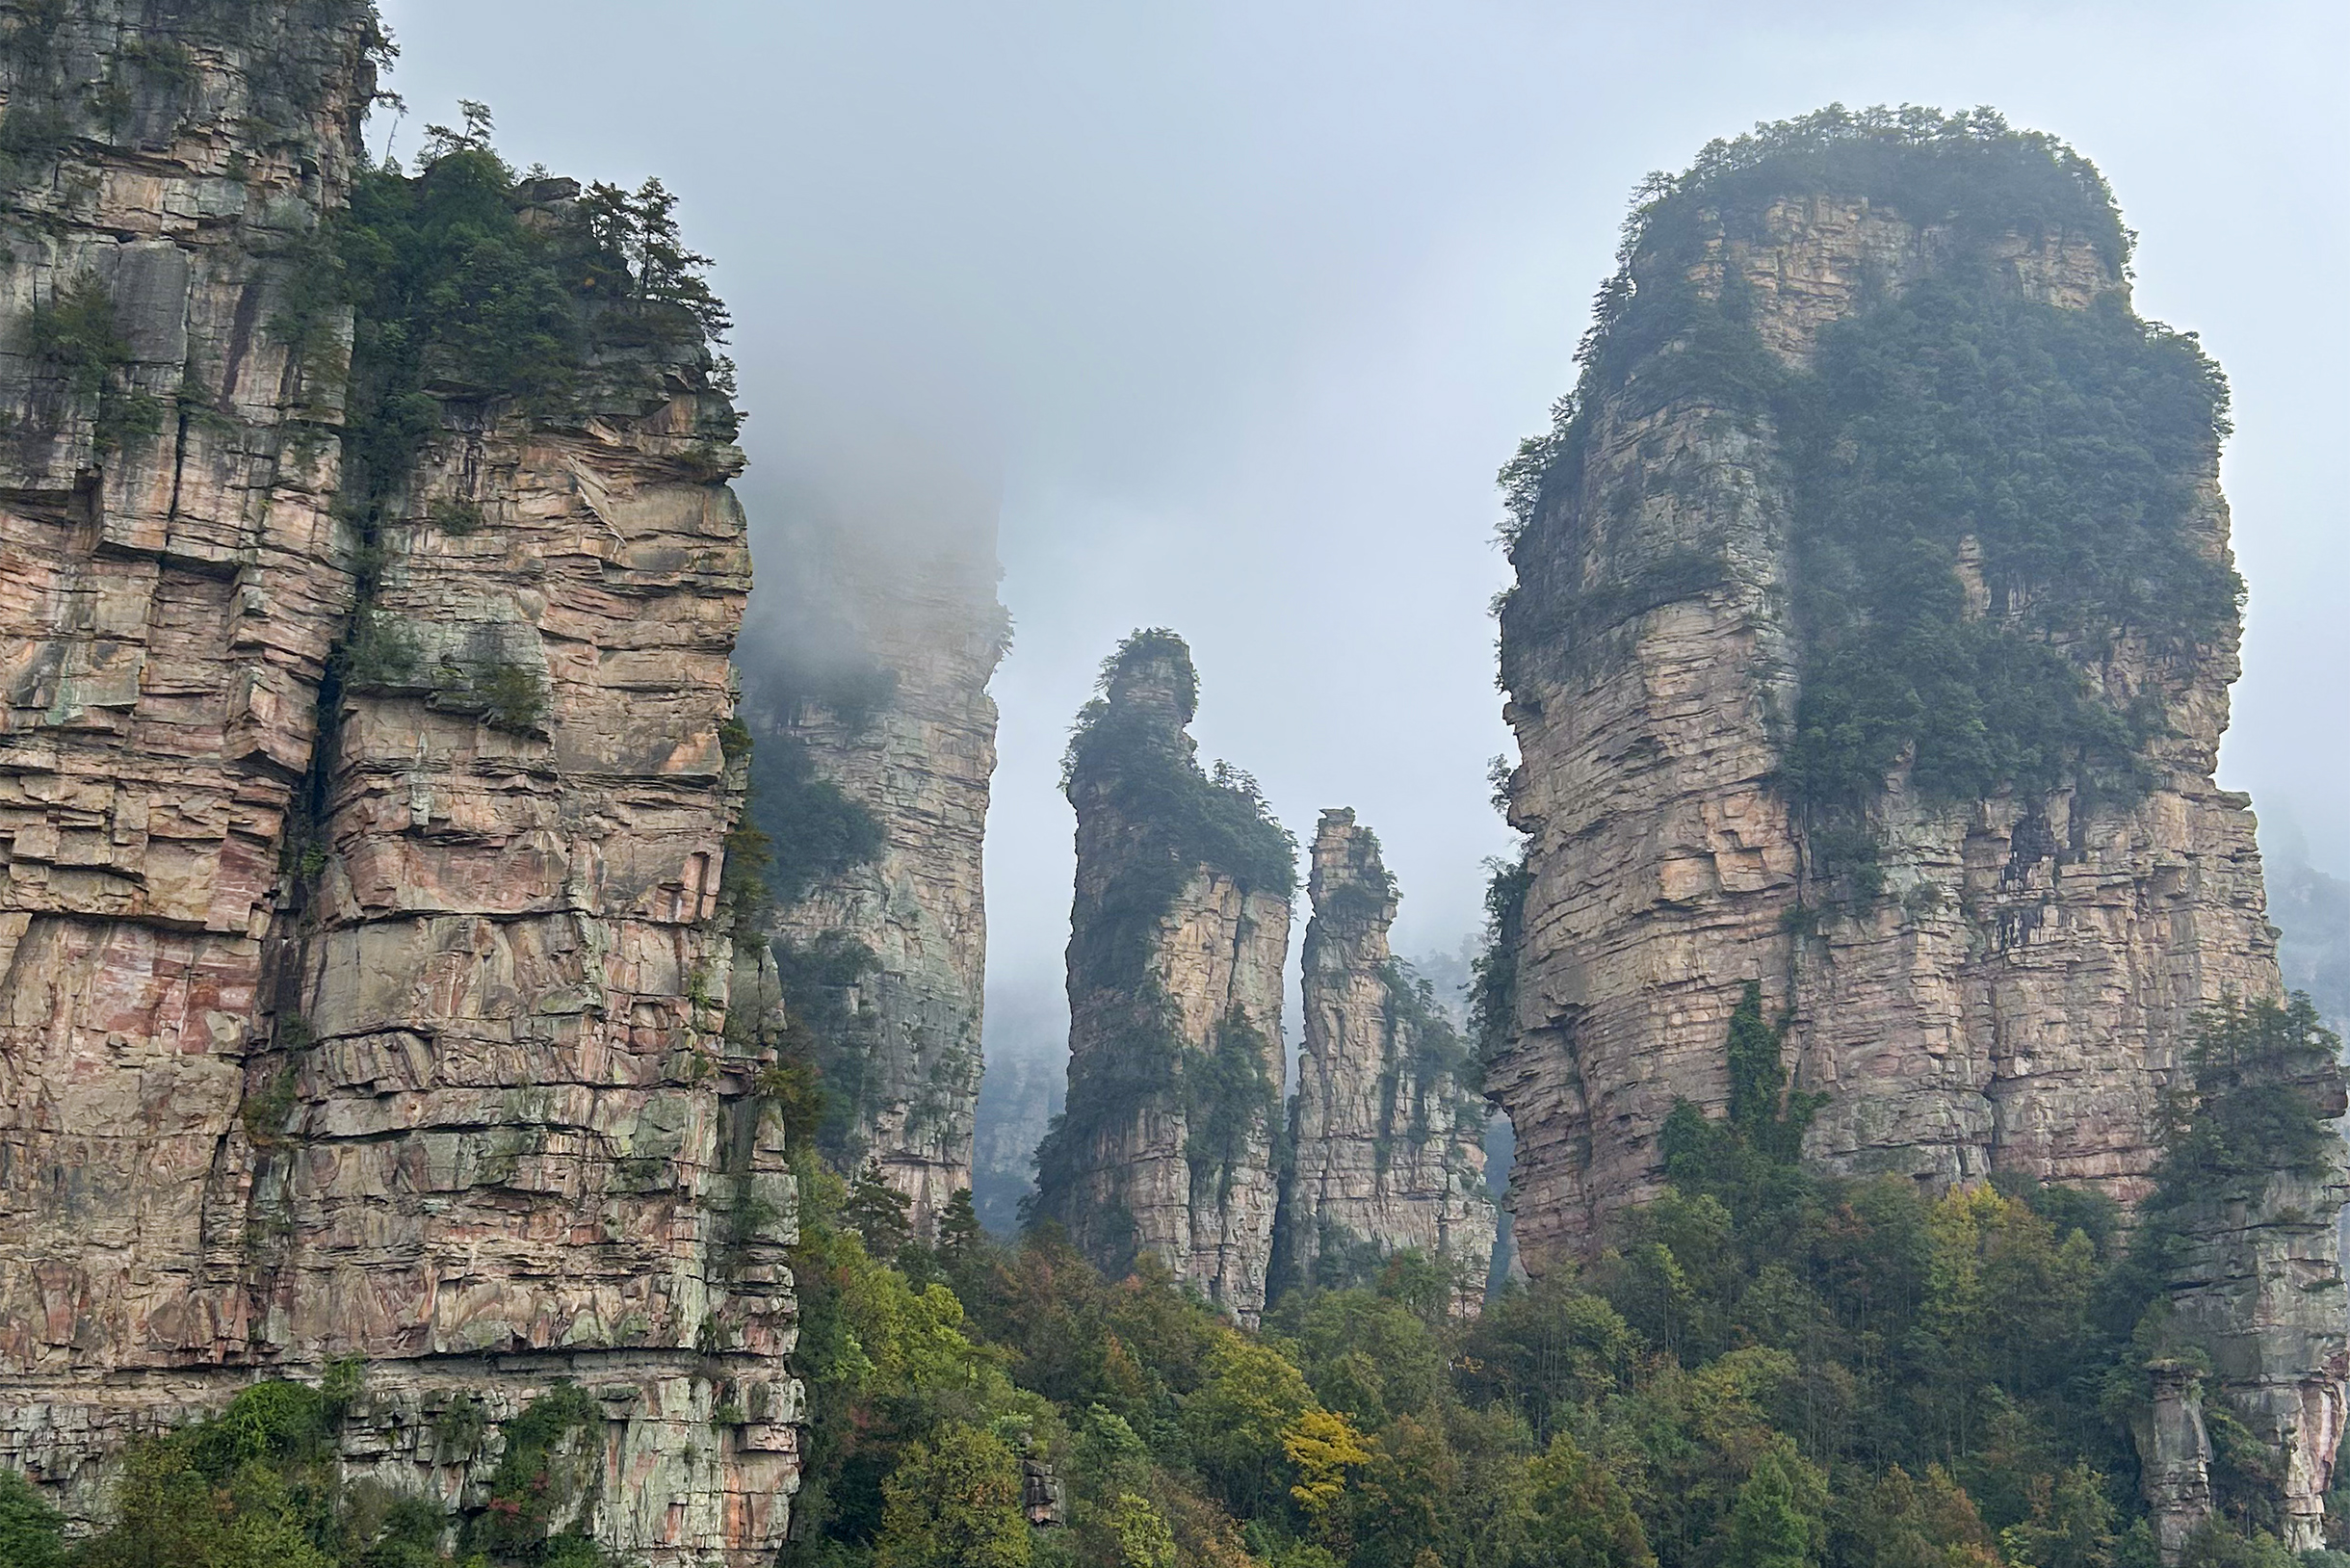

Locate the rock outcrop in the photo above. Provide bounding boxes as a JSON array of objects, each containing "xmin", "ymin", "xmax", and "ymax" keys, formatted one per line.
[
  {"xmin": 0, "ymin": 4, "xmax": 799, "ymax": 1559},
  {"xmin": 1278, "ymin": 810, "xmax": 1494, "ymax": 1313},
  {"xmin": 739, "ymin": 514, "xmax": 1001, "ymax": 1238},
  {"xmin": 1030, "ymin": 631, "xmax": 1294, "ymax": 1323},
  {"xmin": 2148, "ymin": 1023, "xmax": 2350, "ymax": 1554},
  {"xmin": 1491, "ymin": 118, "xmax": 2279, "ymax": 1269}
]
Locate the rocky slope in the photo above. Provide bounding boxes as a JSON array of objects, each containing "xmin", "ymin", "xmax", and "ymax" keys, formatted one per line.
[
  {"xmin": 739, "ymin": 518, "xmax": 1001, "ymax": 1239},
  {"xmin": 0, "ymin": 4, "xmax": 798, "ymax": 1559},
  {"xmin": 1492, "ymin": 130, "xmax": 2278, "ymax": 1268},
  {"xmin": 1279, "ymin": 810, "xmax": 1494, "ymax": 1313},
  {"xmin": 1030, "ymin": 631, "xmax": 1293, "ymax": 1324}
]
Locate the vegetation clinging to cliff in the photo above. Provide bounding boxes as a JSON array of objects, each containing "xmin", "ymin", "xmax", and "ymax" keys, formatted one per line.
[
  {"xmin": 1030, "ymin": 629, "xmax": 1295, "ymax": 1253},
  {"xmin": 1499, "ymin": 105, "xmax": 2236, "ymax": 840},
  {"xmin": 778, "ymin": 989, "xmax": 2347, "ymax": 1568}
]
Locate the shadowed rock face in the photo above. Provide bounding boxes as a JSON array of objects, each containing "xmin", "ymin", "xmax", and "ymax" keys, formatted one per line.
[
  {"xmin": 1280, "ymin": 810, "xmax": 1494, "ymax": 1314},
  {"xmin": 0, "ymin": 3, "xmax": 799, "ymax": 1559},
  {"xmin": 1035, "ymin": 634, "xmax": 1292, "ymax": 1324},
  {"xmin": 1494, "ymin": 190, "xmax": 2277, "ymax": 1268}
]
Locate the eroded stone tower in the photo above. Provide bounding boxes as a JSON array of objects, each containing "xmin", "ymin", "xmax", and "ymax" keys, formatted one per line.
[
  {"xmin": 1031, "ymin": 630, "xmax": 1293, "ymax": 1323},
  {"xmin": 1279, "ymin": 810, "xmax": 1495, "ymax": 1315}
]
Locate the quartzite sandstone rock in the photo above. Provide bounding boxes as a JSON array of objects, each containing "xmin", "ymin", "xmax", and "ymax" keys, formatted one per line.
[
  {"xmin": 744, "ymin": 522, "xmax": 1001, "ymax": 1238},
  {"xmin": 1038, "ymin": 635, "xmax": 1292, "ymax": 1324},
  {"xmin": 1493, "ymin": 191, "xmax": 2277, "ymax": 1267},
  {"xmin": 0, "ymin": 4, "xmax": 799, "ymax": 1559},
  {"xmin": 1281, "ymin": 810, "xmax": 1494, "ymax": 1313}
]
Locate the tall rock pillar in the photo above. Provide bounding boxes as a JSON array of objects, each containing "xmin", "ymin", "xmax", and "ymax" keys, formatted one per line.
[
  {"xmin": 0, "ymin": 7, "xmax": 801, "ymax": 1559},
  {"xmin": 2150, "ymin": 1010, "xmax": 2350, "ymax": 1555},
  {"xmin": 1031, "ymin": 630, "xmax": 1294, "ymax": 1324},
  {"xmin": 740, "ymin": 509, "xmax": 1002, "ymax": 1238},
  {"xmin": 0, "ymin": 0, "xmax": 379, "ymax": 1478},
  {"xmin": 1491, "ymin": 118, "xmax": 2280, "ymax": 1271},
  {"xmin": 1279, "ymin": 810, "xmax": 1495, "ymax": 1314}
]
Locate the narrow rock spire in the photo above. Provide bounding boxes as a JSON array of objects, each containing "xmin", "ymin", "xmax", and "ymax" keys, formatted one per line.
[
  {"xmin": 1031, "ymin": 630, "xmax": 1295, "ymax": 1323},
  {"xmin": 1278, "ymin": 810, "xmax": 1496, "ymax": 1315}
]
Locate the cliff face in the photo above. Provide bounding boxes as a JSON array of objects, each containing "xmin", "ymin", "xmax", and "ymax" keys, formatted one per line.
[
  {"xmin": 1280, "ymin": 810, "xmax": 1494, "ymax": 1313},
  {"xmin": 1031, "ymin": 632, "xmax": 1293, "ymax": 1324},
  {"xmin": 0, "ymin": 5, "xmax": 798, "ymax": 1560},
  {"xmin": 1493, "ymin": 151, "xmax": 2276, "ymax": 1270},
  {"xmin": 742, "ymin": 523, "xmax": 1001, "ymax": 1238},
  {"xmin": 2157, "ymin": 1042, "xmax": 2350, "ymax": 1554}
]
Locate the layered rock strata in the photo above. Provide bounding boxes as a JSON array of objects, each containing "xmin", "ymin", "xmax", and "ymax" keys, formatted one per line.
[
  {"xmin": 1032, "ymin": 633, "xmax": 1292, "ymax": 1323},
  {"xmin": 741, "ymin": 517, "xmax": 1001, "ymax": 1238},
  {"xmin": 0, "ymin": 4, "xmax": 799, "ymax": 1559},
  {"xmin": 1493, "ymin": 174, "xmax": 2277, "ymax": 1267},
  {"xmin": 1280, "ymin": 810, "xmax": 1494, "ymax": 1313}
]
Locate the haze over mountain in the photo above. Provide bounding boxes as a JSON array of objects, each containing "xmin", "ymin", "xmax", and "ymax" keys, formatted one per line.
[{"xmin": 370, "ymin": 0, "xmax": 2350, "ymax": 1079}]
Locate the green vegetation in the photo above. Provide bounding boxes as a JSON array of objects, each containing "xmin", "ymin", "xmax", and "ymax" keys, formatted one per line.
[
  {"xmin": 274, "ymin": 106, "xmax": 732, "ymax": 879},
  {"xmin": 1030, "ymin": 630, "xmax": 1297, "ymax": 1249},
  {"xmin": 10, "ymin": 995, "xmax": 2336, "ymax": 1568},
  {"xmin": 317, "ymin": 100, "xmax": 736, "ymax": 529},
  {"xmin": 19, "ymin": 274, "xmax": 165, "ymax": 455},
  {"xmin": 762, "ymin": 984, "xmax": 2348, "ymax": 1567},
  {"xmin": 1470, "ymin": 855, "xmax": 1531, "ymax": 1069},
  {"xmin": 746, "ymin": 730, "xmax": 887, "ymax": 909},
  {"xmin": 477, "ymin": 1386, "xmax": 603, "ymax": 1563},
  {"xmin": 0, "ymin": 1376, "xmax": 615, "ymax": 1568},
  {"xmin": 1499, "ymin": 107, "xmax": 2238, "ymax": 884}
]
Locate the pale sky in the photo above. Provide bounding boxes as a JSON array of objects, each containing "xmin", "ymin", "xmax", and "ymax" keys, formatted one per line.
[{"xmin": 374, "ymin": 0, "xmax": 2350, "ymax": 1063}]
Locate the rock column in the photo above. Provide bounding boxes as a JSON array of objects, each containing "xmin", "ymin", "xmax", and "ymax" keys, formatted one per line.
[
  {"xmin": 1280, "ymin": 810, "xmax": 1495, "ymax": 1313},
  {"xmin": 0, "ymin": 0, "xmax": 378, "ymax": 1497},
  {"xmin": 0, "ymin": 6, "xmax": 801, "ymax": 1560},
  {"xmin": 1031, "ymin": 632, "xmax": 1292, "ymax": 1323},
  {"xmin": 1494, "ymin": 187, "xmax": 2277, "ymax": 1270},
  {"xmin": 744, "ymin": 525, "xmax": 1002, "ymax": 1238}
]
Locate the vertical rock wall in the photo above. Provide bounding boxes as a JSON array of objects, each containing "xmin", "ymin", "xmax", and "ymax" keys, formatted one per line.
[
  {"xmin": 744, "ymin": 527, "xmax": 1001, "ymax": 1237},
  {"xmin": 1033, "ymin": 634, "xmax": 1292, "ymax": 1324},
  {"xmin": 266, "ymin": 354, "xmax": 798, "ymax": 1563},
  {"xmin": 0, "ymin": 5, "xmax": 801, "ymax": 1561},
  {"xmin": 1494, "ymin": 191, "xmax": 2277, "ymax": 1267},
  {"xmin": 0, "ymin": 0, "xmax": 378, "ymax": 1482},
  {"xmin": 1280, "ymin": 810, "xmax": 1494, "ymax": 1313}
]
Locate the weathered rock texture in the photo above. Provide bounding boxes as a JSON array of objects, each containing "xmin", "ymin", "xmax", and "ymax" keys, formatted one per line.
[
  {"xmin": 1033, "ymin": 634, "xmax": 1292, "ymax": 1324},
  {"xmin": 2153, "ymin": 1050, "xmax": 2350, "ymax": 1554},
  {"xmin": 1494, "ymin": 191, "xmax": 2276, "ymax": 1267},
  {"xmin": 1280, "ymin": 810, "xmax": 1494, "ymax": 1313},
  {"xmin": 2134, "ymin": 1362, "xmax": 2216, "ymax": 1563},
  {"xmin": 0, "ymin": 4, "xmax": 799, "ymax": 1560},
  {"xmin": 741, "ymin": 517, "xmax": 1001, "ymax": 1238}
]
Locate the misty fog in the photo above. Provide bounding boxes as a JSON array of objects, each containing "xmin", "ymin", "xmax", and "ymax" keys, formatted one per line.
[{"xmin": 371, "ymin": 0, "xmax": 2350, "ymax": 1199}]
